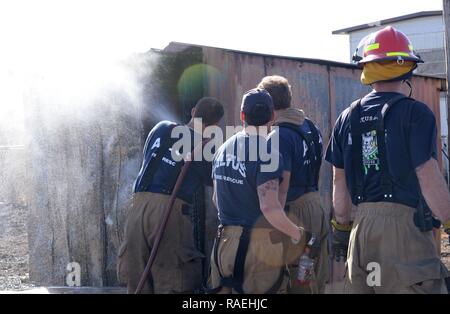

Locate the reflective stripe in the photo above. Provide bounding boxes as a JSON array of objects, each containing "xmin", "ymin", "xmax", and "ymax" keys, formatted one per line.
[
  {"xmin": 364, "ymin": 43, "xmax": 380, "ymax": 52},
  {"xmin": 386, "ymin": 52, "xmax": 409, "ymax": 57}
]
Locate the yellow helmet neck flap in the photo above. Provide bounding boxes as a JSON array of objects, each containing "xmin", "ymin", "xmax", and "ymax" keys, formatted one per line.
[{"xmin": 361, "ymin": 60, "xmax": 416, "ymax": 85}]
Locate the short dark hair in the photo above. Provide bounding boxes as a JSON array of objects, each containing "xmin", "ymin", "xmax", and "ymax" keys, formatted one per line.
[
  {"xmin": 257, "ymin": 75, "xmax": 292, "ymax": 110},
  {"xmin": 243, "ymin": 103, "xmax": 272, "ymax": 126},
  {"xmin": 193, "ymin": 97, "xmax": 224, "ymax": 126}
]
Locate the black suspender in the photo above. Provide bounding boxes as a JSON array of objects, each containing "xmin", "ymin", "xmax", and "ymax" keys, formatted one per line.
[
  {"xmin": 349, "ymin": 94, "xmax": 407, "ymax": 205},
  {"xmin": 207, "ymin": 225, "xmax": 286, "ymax": 294},
  {"xmin": 349, "ymin": 94, "xmax": 442, "ymax": 232},
  {"xmin": 349, "ymin": 99, "xmax": 365, "ymax": 204},
  {"xmin": 277, "ymin": 118, "xmax": 322, "ymax": 188}
]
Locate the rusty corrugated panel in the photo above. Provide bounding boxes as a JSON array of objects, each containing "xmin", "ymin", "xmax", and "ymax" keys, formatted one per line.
[
  {"xmin": 203, "ymin": 47, "xmax": 266, "ymax": 127},
  {"xmin": 411, "ymin": 75, "xmax": 443, "ymax": 167},
  {"xmin": 263, "ymin": 57, "xmax": 333, "ymax": 211}
]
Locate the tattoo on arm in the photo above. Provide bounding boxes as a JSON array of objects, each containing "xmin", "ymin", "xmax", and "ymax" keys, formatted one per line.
[{"xmin": 257, "ymin": 179, "xmax": 279, "ymax": 198}]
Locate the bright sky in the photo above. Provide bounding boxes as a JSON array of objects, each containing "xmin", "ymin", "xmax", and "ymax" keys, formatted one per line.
[
  {"xmin": 0, "ymin": 0, "xmax": 444, "ymax": 71},
  {"xmin": 0, "ymin": 0, "xmax": 445, "ymax": 142}
]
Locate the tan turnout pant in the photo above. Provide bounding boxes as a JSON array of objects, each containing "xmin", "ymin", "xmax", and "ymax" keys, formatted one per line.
[
  {"xmin": 285, "ymin": 192, "xmax": 330, "ymax": 294},
  {"xmin": 208, "ymin": 226, "xmax": 299, "ymax": 294},
  {"xmin": 117, "ymin": 192, "xmax": 204, "ymax": 294},
  {"xmin": 344, "ymin": 202, "xmax": 448, "ymax": 294}
]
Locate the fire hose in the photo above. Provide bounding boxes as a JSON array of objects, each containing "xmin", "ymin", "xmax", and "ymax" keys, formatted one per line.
[{"xmin": 134, "ymin": 139, "xmax": 209, "ymax": 294}]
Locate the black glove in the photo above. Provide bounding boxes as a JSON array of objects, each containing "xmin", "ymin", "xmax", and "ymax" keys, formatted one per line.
[{"xmin": 331, "ymin": 218, "xmax": 352, "ymax": 262}]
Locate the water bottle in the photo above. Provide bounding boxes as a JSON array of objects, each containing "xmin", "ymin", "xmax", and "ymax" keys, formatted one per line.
[
  {"xmin": 297, "ymin": 233, "xmax": 316, "ymax": 285},
  {"xmin": 297, "ymin": 249, "xmax": 315, "ymax": 285}
]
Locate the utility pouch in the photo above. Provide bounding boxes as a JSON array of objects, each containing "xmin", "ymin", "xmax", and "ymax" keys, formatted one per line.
[
  {"xmin": 413, "ymin": 197, "xmax": 434, "ymax": 232},
  {"xmin": 269, "ymin": 229, "xmax": 285, "ymax": 244}
]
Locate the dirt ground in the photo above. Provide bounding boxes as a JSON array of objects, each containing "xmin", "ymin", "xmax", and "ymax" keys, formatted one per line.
[
  {"xmin": 442, "ymin": 231, "xmax": 450, "ymax": 270},
  {"xmin": 0, "ymin": 203, "xmax": 34, "ymax": 290},
  {"xmin": 0, "ymin": 202, "xmax": 449, "ymax": 292}
]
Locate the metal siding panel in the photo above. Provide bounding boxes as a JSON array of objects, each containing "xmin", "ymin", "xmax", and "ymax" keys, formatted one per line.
[
  {"xmin": 264, "ymin": 58, "xmax": 333, "ymax": 211},
  {"xmin": 411, "ymin": 76, "xmax": 443, "ymax": 167},
  {"xmin": 202, "ymin": 48, "xmax": 236, "ymax": 127},
  {"xmin": 330, "ymin": 69, "xmax": 371, "ymax": 119},
  {"xmin": 264, "ymin": 58, "xmax": 330, "ymax": 135},
  {"xmin": 203, "ymin": 47, "xmax": 266, "ymax": 126}
]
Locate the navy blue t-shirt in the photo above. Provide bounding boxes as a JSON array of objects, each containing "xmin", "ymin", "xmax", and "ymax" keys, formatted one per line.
[
  {"xmin": 325, "ymin": 91, "xmax": 437, "ymax": 208},
  {"xmin": 133, "ymin": 120, "xmax": 212, "ymax": 204},
  {"xmin": 268, "ymin": 121, "xmax": 323, "ymax": 202},
  {"xmin": 213, "ymin": 131, "xmax": 284, "ymax": 227}
]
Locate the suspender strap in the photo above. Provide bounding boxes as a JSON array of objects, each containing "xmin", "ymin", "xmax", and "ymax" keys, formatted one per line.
[
  {"xmin": 304, "ymin": 119, "xmax": 322, "ymax": 187},
  {"xmin": 230, "ymin": 227, "xmax": 251, "ymax": 294},
  {"xmin": 349, "ymin": 94, "xmax": 408, "ymax": 204},
  {"xmin": 378, "ymin": 94, "xmax": 407, "ymax": 200},
  {"xmin": 277, "ymin": 119, "xmax": 322, "ymax": 188},
  {"xmin": 375, "ymin": 128, "xmax": 393, "ymax": 199},
  {"xmin": 138, "ymin": 124, "xmax": 177, "ymax": 192},
  {"xmin": 207, "ymin": 225, "xmax": 287, "ymax": 294},
  {"xmin": 349, "ymin": 99, "xmax": 365, "ymax": 204}
]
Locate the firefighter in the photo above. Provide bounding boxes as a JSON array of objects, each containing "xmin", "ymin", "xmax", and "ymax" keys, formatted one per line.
[
  {"xmin": 325, "ymin": 26, "xmax": 450, "ymax": 294},
  {"xmin": 117, "ymin": 97, "xmax": 224, "ymax": 294},
  {"xmin": 208, "ymin": 88, "xmax": 310, "ymax": 294},
  {"xmin": 259, "ymin": 75, "xmax": 329, "ymax": 294}
]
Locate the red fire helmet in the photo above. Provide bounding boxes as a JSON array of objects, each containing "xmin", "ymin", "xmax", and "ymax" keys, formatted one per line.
[{"xmin": 353, "ymin": 26, "xmax": 423, "ymax": 65}]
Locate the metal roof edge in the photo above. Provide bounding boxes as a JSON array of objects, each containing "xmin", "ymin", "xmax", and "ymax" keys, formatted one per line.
[{"xmin": 332, "ymin": 10, "xmax": 442, "ymax": 35}]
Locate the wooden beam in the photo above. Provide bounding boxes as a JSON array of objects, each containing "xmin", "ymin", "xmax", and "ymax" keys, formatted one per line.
[
  {"xmin": 444, "ymin": 0, "xmax": 450, "ymax": 190},
  {"xmin": 439, "ymin": 0, "xmax": 450, "ymax": 256}
]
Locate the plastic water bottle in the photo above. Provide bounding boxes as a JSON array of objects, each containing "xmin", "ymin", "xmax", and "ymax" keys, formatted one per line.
[
  {"xmin": 297, "ymin": 233, "xmax": 317, "ymax": 286},
  {"xmin": 297, "ymin": 250, "xmax": 315, "ymax": 285}
]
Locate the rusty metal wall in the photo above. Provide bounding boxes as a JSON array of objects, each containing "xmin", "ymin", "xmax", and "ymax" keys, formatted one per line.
[{"xmin": 202, "ymin": 46, "xmax": 445, "ymax": 212}]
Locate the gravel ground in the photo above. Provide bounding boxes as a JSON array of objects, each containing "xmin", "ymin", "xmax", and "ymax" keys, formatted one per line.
[
  {"xmin": 0, "ymin": 202, "xmax": 449, "ymax": 292},
  {"xmin": 442, "ymin": 231, "xmax": 450, "ymax": 270},
  {"xmin": 0, "ymin": 203, "xmax": 34, "ymax": 291}
]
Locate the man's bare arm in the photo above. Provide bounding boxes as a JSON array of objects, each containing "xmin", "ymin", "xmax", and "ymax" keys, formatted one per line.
[
  {"xmin": 333, "ymin": 167, "xmax": 352, "ymax": 225},
  {"xmin": 416, "ymin": 158, "xmax": 450, "ymax": 223},
  {"xmin": 257, "ymin": 179, "xmax": 301, "ymax": 241}
]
